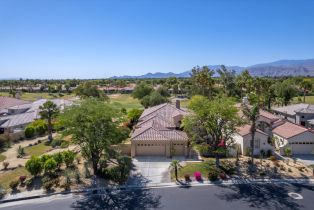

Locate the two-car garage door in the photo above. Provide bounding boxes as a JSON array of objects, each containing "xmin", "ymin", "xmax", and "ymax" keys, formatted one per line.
[
  {"xmin": 136, "ymin": 143, "xmax": 166, "ymax": 156},
  {"xmin": 135, "ymin": 142, "xmax": 185, "ymax": 156},
  {"xmin": 291, "ymin": 143, "xmax": 314, "ymax": 155}
]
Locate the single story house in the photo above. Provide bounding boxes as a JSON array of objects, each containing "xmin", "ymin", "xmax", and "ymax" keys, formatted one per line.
[
  {"xmin": 233, "ymin": 124, "xmax": 272, "ymax": 156},
  {"xmin": 272, "ymin": 103, "xmax": 314, "ymax": 128},
  {"xmin": 273, "ymin": 121, "xmax": 314, "ymax": 155},
  {"xmin": 0, "ymin": 96, "xmax": 30, "ymax": 116},
  {"xmin": 131, "ymin": 101, "xmax": 188, "ymax": 157},
  {"xmin": 0, "ymin": 99, "xmax": 72, "ymax": 135}
]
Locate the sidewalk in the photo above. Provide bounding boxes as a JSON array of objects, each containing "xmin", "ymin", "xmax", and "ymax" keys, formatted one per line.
[{"xmin": 1, "ymin": 178, "xmax": 314, "ymax": 204}]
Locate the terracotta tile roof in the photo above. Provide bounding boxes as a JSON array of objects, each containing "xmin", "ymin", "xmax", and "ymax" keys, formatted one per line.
[
  {"xmin": 259, "ymin": 110, "xmax": 280, "ymax": 122},
  {"xmin": 0, "ymin": 96, "xmax": 30, "ymax": 109},
  {"xmin": 272, "ymin": 121, "xmax": 309, "ymax": 139},
  {"xmin": 131, "ymin": 103, "xmax": 188, "ymax": 142},
  {"xmin": 237, "ymin": 124, "xmax": 268, "ymax": 137}
]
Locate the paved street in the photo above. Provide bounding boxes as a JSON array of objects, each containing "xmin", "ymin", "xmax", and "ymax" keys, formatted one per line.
[{"xmin": 2, "ymin": 182, "xmax": 314, "ymax": 210}]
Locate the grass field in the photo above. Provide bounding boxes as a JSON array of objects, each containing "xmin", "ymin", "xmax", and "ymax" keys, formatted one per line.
[
  {"xmin": 0, "ymin": 154, "xmax": 6, "ymax": 162},
  {"xmin": 24, "ymin": 141, "xmax": 52, "ymax": 156},
  {"xmin": 292, "ymin": 95, "xmax": 314, "ymax": 105},
  {"xmin": 0, "ymin": 167, "xmax": 30, "ymax": 189},
  {"xmin": 0, "ymin": 92, "xmax": 75, "ymax": 101},
  {"xmin": 109, "ymin": 94, "xmax": 143, "ymax": 110}
]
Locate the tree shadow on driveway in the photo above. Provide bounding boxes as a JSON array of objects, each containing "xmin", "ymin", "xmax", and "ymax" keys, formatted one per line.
[{"xmin": 215, "ymin": 180, "xmax": 314, "ymax": 210}]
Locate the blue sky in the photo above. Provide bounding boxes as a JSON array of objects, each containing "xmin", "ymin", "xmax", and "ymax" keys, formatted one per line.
[{"xmin": 0, "ymin": 0, "xmax": 313, "ymax": 79}]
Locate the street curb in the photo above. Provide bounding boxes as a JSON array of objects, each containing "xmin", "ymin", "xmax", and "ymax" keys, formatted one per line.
[{"xmin": 1, "ymin": 178, "xmax": 314, "ymax": 204}]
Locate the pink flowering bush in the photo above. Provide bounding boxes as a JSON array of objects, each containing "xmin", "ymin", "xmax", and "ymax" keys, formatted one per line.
[{"xmin": 194, "ymin": 171, "xmax": 202, "ymax": 181}]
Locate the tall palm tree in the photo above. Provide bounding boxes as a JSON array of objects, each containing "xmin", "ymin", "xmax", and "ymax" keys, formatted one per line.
[
  {"xmin": 170, "ymin": 160, "xmax": 182, "ymax": 181},
  {"xmin": 300, "ymin": 80, "xmax": 312, "ymax": 103},
  {"xmin": 39, "ymin": 101, "xmax": 59, "ymax": 141},
  {"xmin": 242, "ymin": 103, "xmax": 259, "ymax": 166}
]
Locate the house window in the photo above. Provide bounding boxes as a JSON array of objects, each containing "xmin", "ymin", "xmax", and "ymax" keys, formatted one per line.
[{"xmin": 254, "ymin": 139, "xmax": 260, "ymax": 149}]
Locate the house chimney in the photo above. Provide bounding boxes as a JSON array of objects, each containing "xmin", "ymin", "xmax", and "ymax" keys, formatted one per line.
[{"xmin": 175, "ymin": 100, "xmax": 180, "ymax": 109}]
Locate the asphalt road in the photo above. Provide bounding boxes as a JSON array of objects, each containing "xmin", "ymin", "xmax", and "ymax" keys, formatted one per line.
[{"xmin": 1, "ymin": 183, "xmax": 314, "ymax": 210}]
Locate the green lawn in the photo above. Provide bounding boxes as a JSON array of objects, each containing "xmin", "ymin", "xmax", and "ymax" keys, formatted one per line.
[
  {"xmin": 24, "ymin": 141, "xmax": 52, "ymax": 156},
  {"xmin": 0, "ymin": 167, "xmax": 30, "ymax": 189},
  {"xmin": 0, "ymin": 92, "xmax": 75, "ymax": 101},
  {"xmin": 292, "ymin": 95, "xmax": 314, "ymax": 105},
  {"xmin": 172, "ymin": 161, "xmax": 214, "ymax": 180},
  {"xmin": 109, "ymin": 94, "xmax": 143, "ymax": 110},
  {"xmin": 0, "ymin": 154, "xmax": 6, "ymax": 162}
]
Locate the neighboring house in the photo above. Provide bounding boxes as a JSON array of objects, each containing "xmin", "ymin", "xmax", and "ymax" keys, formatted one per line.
[
  {"xmin": 131, "ymin": 101, "xmax": 188, "ymax": 157},
  {"xmin": 233, "ymin": 124, "xmax": 272, "ymax": 156},
  {"xmin": 273, "ymin": 121, "xmax": 314, "ymax": 155},
  {"xmin": 0, "ymin": 96, "xmax": 30, "ymax": 115},
  {"xmin": 0, "ymin": 99, "xmax": 72, "ymax": 135},
  {"xmin": 272, "ymin": 103, "xmax": 314, "ymax": 128}
]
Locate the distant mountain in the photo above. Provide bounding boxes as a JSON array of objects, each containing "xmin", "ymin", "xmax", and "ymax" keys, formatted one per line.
[
  {"xmin": 111, "ymin": 66, "xmax": 244, "ymax": 79},
  {"xmin": 110, "ymin": 59, "xmax": 314, "ymax": 79},
  {"xmin": 247, "ymin": 59, "xmax": 314, "ymax": 77}
]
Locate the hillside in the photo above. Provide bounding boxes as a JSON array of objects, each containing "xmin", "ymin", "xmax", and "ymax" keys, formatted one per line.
[{"xmin": 111, "ymin": 59, "xmax": 314, "ymax": 78}]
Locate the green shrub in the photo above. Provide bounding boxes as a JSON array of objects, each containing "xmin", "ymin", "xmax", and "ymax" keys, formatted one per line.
[
  {"xmin": 0, "ymin": 185, "xmax": 6, "ymax": 199},
  {"xmin": 51, "ymin": 139, "xmax": 62, "ymax": 148},
  {"xmin": 25, "ymin": 156, "xmax": 43, "ymax": 176},
  {"xmin": 9, "ymin": 180, "xmax": 19, "ymax": 190},
  {"xmin": 25, "ymin": 178, "xmax": 34, "ymax": 188},
  {"xmin": 52, "ymin": 152, "xmax": 63, "ymax": 169},
  {"xmin": 60, "ymin": 141, "xmax": 69, "ymax": 148},
  {"xmin": 244, "ymin": 147, "xmax": 251, "ymax": 156},
  {"xmin": 198, "ymin": 144, "xmax": 213, "ymax": 157},
  {"xmin": 220, "ymin": 161, "xmax": 236, "ymax": 175},
  {"xmin": 44, "ymin": 158, "xmax": 57, "ymax": 174},
  {"xmin": 266, "ymin": 149, "xmax": 272, "ymax": 157},
  {"xmin": 17, "ymin": 145, "xmax": 25, "ymax": 158},
  {"xmin": 208, "ymin": 167, "xmax": 220, "ymax": 181},
  {"xmin": 62, "ymin": 151, "xmax": 76, "ymax": 168},
  {"xmin": 25, "ymin": 126, "xmax": 35, "ymax": 138}
]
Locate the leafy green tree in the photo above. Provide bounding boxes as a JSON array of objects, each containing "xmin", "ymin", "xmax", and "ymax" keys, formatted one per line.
[
  {"xmin": 75, "ymin": 82, "xmax": 108, "ymax": 100},
  {"xmin": 39, "ymin": 101, "xmax": 59, "ymax": 141},
  {"xmin": 170, "ymin": 160, "xmax": 182, "ymax": 181},
  {"xmin": 183, "ymin": 96, "xmax": 242, "ymax": 167},
  {"xmin": 141, "ymin": 91, "xmax": 168, "ymax": 108},
  {"xmin": 190, "ymin": 66, "xmax": 215, "ymax": 98},
  {"xmin": 132, "ymin": 82, "xmax": 153, "ymax": 99},
  {"xmin": 127, "ymin": 108, "xmax": 144, "ymax": 125},
  {"xmin": 156, "ymin": 86, "xmax": 170, "ymax": 97},
  {"xmin": 217, "ymin": 65, "xmax": 236, "ymax": 97},
  {"xmin": 59, "ymin": 99, "xmax": 124, "ymax": 175},
  {"xmin": 242, "ymin": 103, "xmax": 259, "ymax": 166},
  {"xmin": 274, "ymin": 80, "xmax": 297, "ymax": 106},
  {"xmin": 236, "ymin": 70, "xmax": 253, "ymax": 98},
  {"xmin": 25, "ymin": 156, "xmax": 43, "ymax": 177}
]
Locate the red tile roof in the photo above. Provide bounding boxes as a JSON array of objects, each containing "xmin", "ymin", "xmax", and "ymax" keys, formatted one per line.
[
  {"xmin": 272, "ymin": 121, "xmax": 309, "ymax": 139},
  {"xmin": 237, "ymin": 124, "xmax": 268, "ymax": 137}
]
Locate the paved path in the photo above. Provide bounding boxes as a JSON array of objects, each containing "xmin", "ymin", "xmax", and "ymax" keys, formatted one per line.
[
  {"xmin": 0, "ymin": 135, "xmax": 50, "ymax": 170},
  {"xmin": 294, "ymin": 155, "xmax": 314, "ymax": 166},
  {"xmin": 1, "ymin": 182, "xmax": 314, "ymax": 210},
  {"xmin": 0, "ymin": 134, "xmax": 77, "ymax": 170}
]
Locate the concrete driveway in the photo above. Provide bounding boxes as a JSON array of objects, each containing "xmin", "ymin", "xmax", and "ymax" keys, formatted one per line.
[
  {"xmin": 293, "ymin": 155, "xmax": 314, "ymax": 166},
  {"xmin": 128, "ymin": 156, "xmax": 185, "ymax": 185}
]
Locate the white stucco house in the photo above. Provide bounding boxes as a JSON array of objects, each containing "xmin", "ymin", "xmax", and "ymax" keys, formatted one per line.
[
  {"xmin": 273, "ymin": 121, "xmax": 314, "ymax": 155},
  {"xmin": 233, "ymin": 124, "xmax": 273, "ymax": 156}
]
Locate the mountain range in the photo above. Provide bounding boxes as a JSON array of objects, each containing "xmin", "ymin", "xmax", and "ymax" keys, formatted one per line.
[{"xmin": 111, "ymin": 59, "xmax": 314, "ymax": 79}]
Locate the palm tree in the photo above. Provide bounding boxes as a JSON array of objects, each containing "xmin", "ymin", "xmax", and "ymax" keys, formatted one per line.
[
  {"xmin": 170, "ymin": 160, "xmax": 182, "ymax": 181},
  {"xmin": 39, "ymin": 101, "xmax": 59, "ymax": 141},
  {"xmin": 242, "ymin": 103, "xmax": 259, "ymax": 166},
  {"xmin": 300, "ymin": 80, "xmax": 312, "ymax": 103}
]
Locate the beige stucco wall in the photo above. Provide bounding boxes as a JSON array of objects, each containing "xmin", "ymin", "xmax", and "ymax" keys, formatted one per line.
[{"xmin": 234, "ymin": 132, "xmax": 272, "ymax": 156}]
